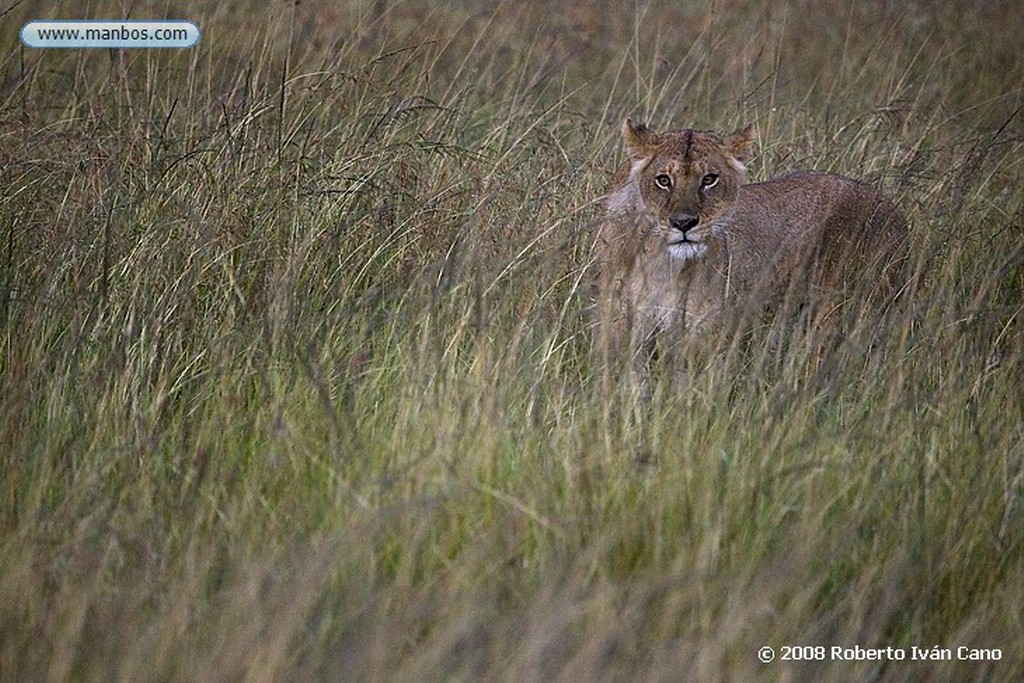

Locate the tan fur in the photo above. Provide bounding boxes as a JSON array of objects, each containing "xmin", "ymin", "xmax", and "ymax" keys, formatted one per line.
[{"xmin": 593, "ymin": 119, "xmax": 908, "ymax": 390}]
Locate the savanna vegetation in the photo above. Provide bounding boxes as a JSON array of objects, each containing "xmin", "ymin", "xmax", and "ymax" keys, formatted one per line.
[{"xmin": 1, "ymin": 0, "xmax": 1022, "ymax": 680}]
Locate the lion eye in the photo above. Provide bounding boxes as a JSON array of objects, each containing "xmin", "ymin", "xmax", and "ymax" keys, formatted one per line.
[
  {"xmin": 701, "ymin": 173, "xmax": 719, "ymax": 188},
  {"xmin": 654, "ymin": 174, "xmax": 673, "ymax": 190}
]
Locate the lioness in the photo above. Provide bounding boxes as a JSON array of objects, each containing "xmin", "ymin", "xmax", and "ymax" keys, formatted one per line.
[{"xmin": 593, "ymin": 118, "xmax": 907, "ymax": 389}]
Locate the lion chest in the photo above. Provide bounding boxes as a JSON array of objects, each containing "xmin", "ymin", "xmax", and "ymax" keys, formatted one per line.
[{"xmin": 623, "ymin": 255, "xmax": 719, "ymax": 335}]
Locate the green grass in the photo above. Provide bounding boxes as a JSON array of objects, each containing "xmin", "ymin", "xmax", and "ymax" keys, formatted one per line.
[{"xmin": 1, "ymin": 0, "xmax": 1022, "ymax": 680}]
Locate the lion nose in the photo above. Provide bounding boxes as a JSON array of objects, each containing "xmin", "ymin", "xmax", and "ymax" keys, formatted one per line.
[{"xmin": 670, "ymin": 213, "xmax": 700, "ymax": 233}]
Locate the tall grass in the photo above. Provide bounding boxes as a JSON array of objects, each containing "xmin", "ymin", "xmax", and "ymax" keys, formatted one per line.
[{"xmin": 1, "ymin": 0, "xmax": 1022, "ymax": 680}]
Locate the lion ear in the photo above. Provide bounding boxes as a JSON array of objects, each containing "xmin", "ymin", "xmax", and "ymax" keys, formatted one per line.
[
  {"xmin": 622, "ymin": 118, "xmax": 659, "ymax": 158},
  {"xmin": 725, "ymin": 124, "xmax": 755, "ymax": 164}
]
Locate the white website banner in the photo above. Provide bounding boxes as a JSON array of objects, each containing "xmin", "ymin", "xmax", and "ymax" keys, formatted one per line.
[{"xmin": 21, "ymin": 20, "xmax": 200, "ymax": 49}]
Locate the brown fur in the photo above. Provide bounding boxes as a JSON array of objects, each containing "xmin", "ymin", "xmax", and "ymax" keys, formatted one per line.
[{"xmin": 593, "ymin": 119, "xmax": 908, "ymax": 391}]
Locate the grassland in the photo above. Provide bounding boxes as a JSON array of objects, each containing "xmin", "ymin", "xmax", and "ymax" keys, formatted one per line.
[{"xmin": 1, "ymin": 0, "xmax": 1022, "ymax": 680}]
